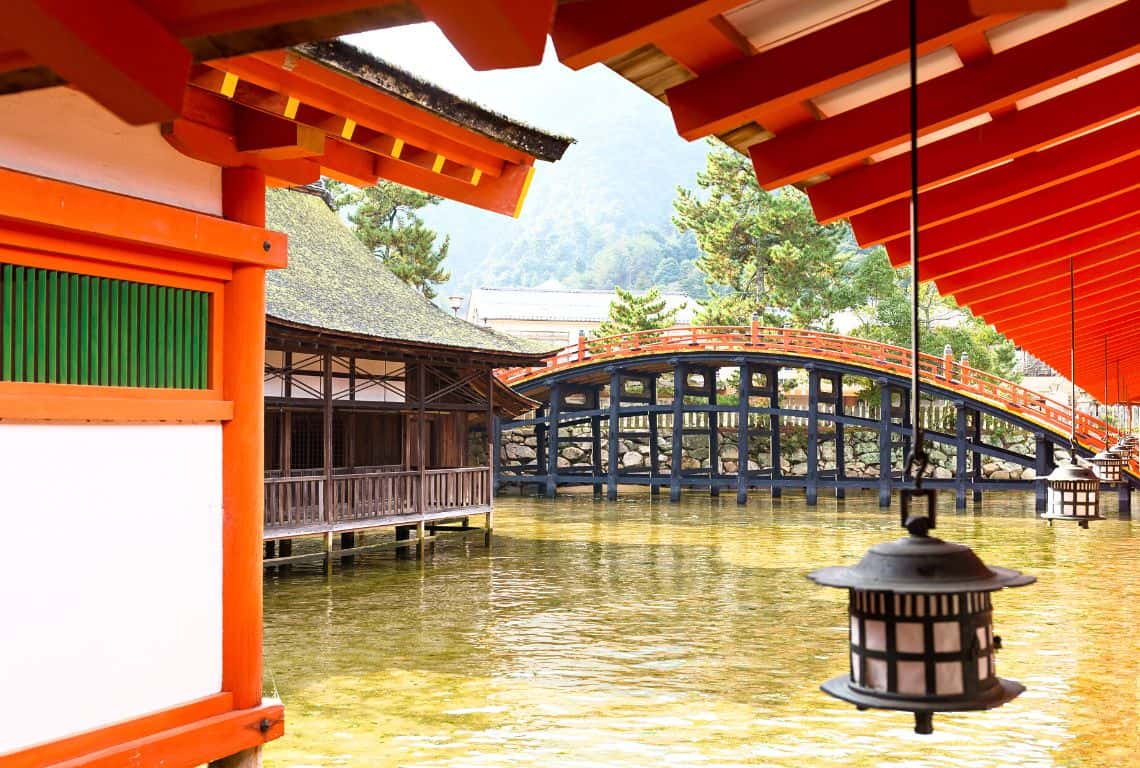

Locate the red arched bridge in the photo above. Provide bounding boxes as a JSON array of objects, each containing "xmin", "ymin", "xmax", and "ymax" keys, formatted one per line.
[{"xmin": 495, "ymin": 325, "xmax": 1138, "ymax": 511}]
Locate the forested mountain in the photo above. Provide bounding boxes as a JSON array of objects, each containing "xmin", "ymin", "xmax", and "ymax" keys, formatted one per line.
[{"xmin": 389, "ymin": 42, "xmax": 712, "ymax": 297}]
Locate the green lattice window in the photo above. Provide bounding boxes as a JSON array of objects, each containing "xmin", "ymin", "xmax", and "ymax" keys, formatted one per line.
[{"xmin": 0, "ymin": 263, "xmax": 210, "ymax": 389}]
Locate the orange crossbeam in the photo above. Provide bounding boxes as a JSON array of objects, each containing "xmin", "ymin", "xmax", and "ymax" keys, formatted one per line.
[
  {"xmin": 666, "ymin": 0, "xmax": 1005, "ymax": 141},
  {"xmin": 757, "ymin": 0, "xmax": 1140, "ymax": 189},
  {"xmin": 415, "ymin": 0, "xmax": 553, "ymax": 70},
  {"xmin": 973, "ymin": 260, "xmax": 1140, "ymax": 322}
]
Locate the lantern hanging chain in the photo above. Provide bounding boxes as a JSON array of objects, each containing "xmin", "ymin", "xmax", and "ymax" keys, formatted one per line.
[
  {"xmin": 904, "ymin": 0, "xmax": 928, "ymax": 486},
  {"xmin": 1069, "ymin": 256, "xmax": 1077, "ymax": 454}
]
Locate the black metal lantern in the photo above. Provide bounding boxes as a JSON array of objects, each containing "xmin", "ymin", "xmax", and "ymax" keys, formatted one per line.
[
  {"xmin": 1089, "ymin": 449, "xmax": 1125, "ymax": 483},
  {"xmin": 809, "ymin": 504, "xmax": 1035, "ymax": 734},
  {"xmin": 1043, "ymin": 463, "xmax": 1102, "ymax": 528}
]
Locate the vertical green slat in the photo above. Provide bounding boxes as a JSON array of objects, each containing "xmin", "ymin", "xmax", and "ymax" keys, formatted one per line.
[
  {"xmin": 157, "ymin": 286, "xmax": 167, "ymax": 387},
  {"xmin": 58, "ymin": 272, "xmax": 68, "ymax": 384},
  {"xmin": 182, "ymin": 291, "xmax": 193, "ymax": 388},
  {"xmin": 70, "ymin": 274, "xmax": 80, "ymax": 385},
  {"xmin": 200, "ymin": 292, "xmax": 210, "ymax": 389},
  {"xmin": 1, "ymin": 264, "xmax": 12, "ymax": 382},
  {"xmin": 99, "ymin": 278, "xmax": 111, "ymax": 385},
  {"xmin": 148, "ymin": 284, "xmax": 158, "ymax": 388},
  {"xmin": 46, "ymin": 270, "xmax": 58, "ymax": 383},
  {"xmin": 35, "ymin": 269, "xmax": 47, "ymax": 383},
  {"xmin": 26, "ymin": 269, "xmax": 37, "ymax": 382},
  {"xmin": 172, "ymin": 289, "xmax": 183, "ymax": 388},
  {"xmin": 140, "ymin": 283, "xmax": 150, "ymax": 387},
  {"xmin": 166, "ymin": 288, "xmax": 176, "ymax": 388},
  {"xmin": 120, "ymin": 281, "xmax": 130, "ymax": 386},
  {"xmin": 91, "ymin": 276, "xmax": 101, "ymax": 385},
  {"xmin": 190, "ymin": 292, "xmax": 202, "ymax": 389},
  {"xmin": 13, "ymin": 267, "xmax": 24, "ymax": 381},
  {"xmin": 108, "ymin": 280, "xmax": 119, "ymax": 386},
  {"xmin": 78, "ymin": 275, "xmax": 89, "ymax": 385},
  {"xmin": 128, "ymin": 283, "xmax": 138, "ymax": 387}
]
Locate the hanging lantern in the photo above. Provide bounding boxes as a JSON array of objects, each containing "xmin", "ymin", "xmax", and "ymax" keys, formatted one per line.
[
  {"xmin": 1043, "ymin": 464, "xmax": 1102, "ymax": 528},
  {"xmin": 809, "ymin": 502, "xmax": 1035, "ymax": 734},
  {"xmin": 1089, "ymin": 449, "xmax": 1125, "ymax": 483}
]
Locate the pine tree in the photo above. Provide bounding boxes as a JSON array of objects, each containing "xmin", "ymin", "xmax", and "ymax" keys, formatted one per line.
[
  {"xmin": 330, "ymin": 180, "xmax": 451, "ymax": 299},
  {"xmin": 595, "ymin": 287, "xmax": 684, "ymax": 338}
]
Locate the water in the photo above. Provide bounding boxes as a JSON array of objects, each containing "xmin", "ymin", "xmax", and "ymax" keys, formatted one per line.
[{"xmin": 262, "ymin": 492, "xmax": 1140, "ymax": 768}]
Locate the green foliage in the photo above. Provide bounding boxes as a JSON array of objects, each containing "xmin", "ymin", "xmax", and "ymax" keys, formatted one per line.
[
  {"xmin": 848, "ymin": 248, "xmax": 1019, "ymax": 379},
  {"xmin": 595, "ymin": 286, "xmax": 685, "ymax": 338},
  {"xmin": 673, "ymin": 143, "xmax": 853, "ymax": 327},
  {"xmin": 329, "ymin": 180, "xmax": 451, "ymax": 299}
]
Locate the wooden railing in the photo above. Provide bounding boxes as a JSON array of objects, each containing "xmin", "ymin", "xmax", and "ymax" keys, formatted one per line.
[
  {"xmin": 263, "ymin": 466, "xmax": 492, "ymax": 533},
  {"xmin": 497, "ymin": 325, "xmax": 1129, "ymax": 453}
]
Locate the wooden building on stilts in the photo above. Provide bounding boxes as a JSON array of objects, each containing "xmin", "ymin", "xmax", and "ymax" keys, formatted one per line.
[{"xmin": 261, "ymin": 186, "xmax": 550, "ymax": 566}]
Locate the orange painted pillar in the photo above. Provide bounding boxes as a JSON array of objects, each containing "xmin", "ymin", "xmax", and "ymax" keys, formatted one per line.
[
  {"xmin": 577, "ymin": 329, "xmax": 586, "ymax": 361},
  {"xmin": 220, "ymin": 166, "xmax": 268, "ymax": 710},
  {"xmin": 942, "ymin": 344, "xmax": 953, "ymax": 381},
  {"xmin": 750, "ymin": 313, "xmax": 759, "ymax": 346}
]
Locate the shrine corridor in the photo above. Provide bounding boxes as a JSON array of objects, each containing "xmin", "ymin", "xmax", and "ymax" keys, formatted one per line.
[{"xmin": 262, "ymin": 492, "xmax": 1140, "ymax": 768}]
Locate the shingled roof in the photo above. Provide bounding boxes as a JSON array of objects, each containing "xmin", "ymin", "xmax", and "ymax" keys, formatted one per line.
[{"xmin": 264, "ymin": 187, "xmax": 555, "ymax": 360}]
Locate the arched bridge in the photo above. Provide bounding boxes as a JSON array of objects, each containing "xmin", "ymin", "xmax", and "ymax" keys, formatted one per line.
[{"xmin": 495, "ymin": 326, "xmax": 1138, "ymax": 511}]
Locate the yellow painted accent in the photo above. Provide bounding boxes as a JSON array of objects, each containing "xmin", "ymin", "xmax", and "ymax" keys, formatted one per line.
[
  {"xmin": 391, "ymin": 138, "xmax": 405, "ymax": 159},
  {"xmin": 513, "ymin": 166, "xmax": 537, "ymax": 219},
  {"xmin": 471, "ymin": 169, "xmax": 482, "ymax": 186},
  {"xmin": 432, "ymin": 154, "xmax": 446, "ymax": 173},
  {"xmin": 220, "ymin": 72, "xmax": 239, "ymax": 98},
  {"xmin": 284, "ymin": 97, "xmax": 300, "ymax": 119},
  {"xmin": 341, "ymin": 119, "xmax": 357, "ymax": 140}
]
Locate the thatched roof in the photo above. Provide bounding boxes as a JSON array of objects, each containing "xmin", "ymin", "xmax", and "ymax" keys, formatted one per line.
[
  {"xmin": 294, "ymin": 40, "xmax": 574, "ymax": 163},
  {"xmin": 264, "ymin": 187, "xmax": 556, "ymax": 360}
]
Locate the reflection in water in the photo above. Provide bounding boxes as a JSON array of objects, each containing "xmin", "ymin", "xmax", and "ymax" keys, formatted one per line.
[{"xmin": 263, "ymin": 492, "xmax": 1140, "ymax": 768}]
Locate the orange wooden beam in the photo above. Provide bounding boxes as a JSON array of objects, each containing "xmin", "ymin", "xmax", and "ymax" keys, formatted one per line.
[
  {"xmin": 1006, "ymin": 305, "xmax": 1140, "ymax": 352},
  {"xmin": 552, "ymin": 0, "xmax": 741, "ymax": 70},
  {"xmin": 656, "ymin": 15, "xmax": 750, "ymax": 75},
  {"xmin": 972, "ymin": 257, "xmax": 1140, "ymax": 322},
  {"xmin": 916, "ymin": 190, "xmax": 1140, "ymax": 280},
  {"xmin": 375, "ymin": 157, "xmax": 535, "ymax": 217},
  {"xmin": 980, "ymin": 273, "xmax": 1140, "ymax": 335},
  {"xmin": 970, "ymin": 0, "xmax": 1066, "ymax": 12},
  {"xmin": 163, "ymin": 117, "xmax": 321, "ymax": 186},
  {"xmin": 881, "ymin": 157, "xmax": 1140, "ymax": 264},
  {"xmin": 752, "ymin": 0, "xmax": 1140, "ymax": 189},
  {"xmin": 235, "ymin": 107, "xmax": 326, "ymax": 159},
  {"xmin": 849, "ymin": 113, "xmax": 1140, "ymax": 246},
  {"xmin": 666, "ymin": 0, "xmax": 1005, "ymax": 141},
  {"xmin": 5, "ymin": 0, "xmax": 192, "ymax": 124},
  {"xmin": 415, "ymin": 0, "xmax": 553, "ymax": 70},
  {"xmin": 937, "ymin": 226, "xmax": 1140, "ymax": 299},
  {"xmin": 810, "ymin": 63, "xmax": 1140, "ymax": 224}
]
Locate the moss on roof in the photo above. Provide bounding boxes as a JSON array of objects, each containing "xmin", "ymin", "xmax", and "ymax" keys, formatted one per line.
[
  {"xmin": 293, "ymin": 40, "xmax": 574, "ymax": 163},
  {"xmin": 265, "ymin": 188, "xmax": 554, "ymax": 357}
]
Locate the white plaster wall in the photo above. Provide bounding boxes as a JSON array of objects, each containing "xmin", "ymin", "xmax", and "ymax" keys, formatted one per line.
[
  {"xmin": 0, "ymin": 87, "xmax": 221, "ymax": 214},
  {"xmin": 0, "ymin": 424, "xmax": 224, "ymax": 754}
]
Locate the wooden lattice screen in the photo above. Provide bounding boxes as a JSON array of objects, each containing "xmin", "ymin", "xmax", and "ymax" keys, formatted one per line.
[{"xmin": 0, "ymin": 263, "xmax": 210, "ymax": 388}]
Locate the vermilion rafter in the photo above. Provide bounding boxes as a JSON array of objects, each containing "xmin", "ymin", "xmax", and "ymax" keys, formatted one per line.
[
  {"xmin": 972, "ymin": 259, "xmax": 1140, "ymax": 323},
  {"xmin": 808, "ymin": 63, "xmax": 1140, "ymax": 224},
  {"xmin": 882, "ymin": 157, "xmax": 1140, "ymax": 265},
  {"xmin": 666, "ymin": 0, "xmax": 1007, "ymax": 141},
  {"xmin": 415, "ymin": 0, "xmax": 553, "ymax": 70},
  {"xmin": 753, "ymin": 0, "xmax": 1140, "ymax": 189},
  {"xmin": 849, "ymin": 114, "xmax": 1140, "ymax": 247}
]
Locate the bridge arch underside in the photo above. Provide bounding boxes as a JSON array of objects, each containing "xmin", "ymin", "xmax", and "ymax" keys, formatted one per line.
[{"xmin": 497, "ymin": 352, "xmax": 1136, "ymax": 511}]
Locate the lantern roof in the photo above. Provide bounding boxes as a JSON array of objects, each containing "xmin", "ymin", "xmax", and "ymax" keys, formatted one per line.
[{"xmin": 809, "ymin": 534, "xmax": 1035, "ymax": 594}]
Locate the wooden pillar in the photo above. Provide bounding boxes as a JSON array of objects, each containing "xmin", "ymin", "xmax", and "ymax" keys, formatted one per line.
[
  {"xmin": 281, "ymin": 410, "xmax": 292, "ymax": 478},
  {"xmin": 323, "ymin": 530, "xmax": 334, "ymax": 575},
  {"xmin": 322, "ymin": 352, "xmax": 334, "ymax": 527},
  {"xmin": 707, "ymin": 367, "xmax": 719, "ymax": 497},
  {"xmin": 417, "ymin": 363, "xmax": 427, "ymax": 518},
  {"xmin": 546, "ymin": 383, "xmax": 561, "ymax": 498},
  {"xmin": 834, "ymin": 375, "xmax": 846, "ymax": 500},
  {"xmin": 670, "ymin": 361, "xmax": 685, "ymax": 502},
  {"xmin": 486, "ymin": 368, "xmax": 495, "ymax": 546},
  {"xmin": 736, "ymin": 361, "xmax": 749, "ymax": 505},
  {"xmin": 770, "ymin": 368, "xmax": 782, "ymax": 499},
  {"xmin": 591, "ymin": 387, "xmax": 603, "ymax": 497},
  {"xmin": 972, "ymin": 410, "xmax": 983, "ymax": 502},
  {"xmin": 534, "ymin": 404, "xmax": 547, "ymax": 497},
  {"xmin": 340, "ymin": 532, "xmax": 355, "ymax": 565},
  {"xmin": 878, "ymin": 380, "xmax": 892, "ymax": 508},
  {"xmin": 956, "ymin": 403, "xmax": 969, "ymax": 509},
  {"xmin": 648, "ymin": 378, "xmax": 661, "ymax": 496},
  {"xmin": 1034, "ymin": 432, "xmax": 1052, "ymax": 513},
  {"xmin": 220, "ymin": 166, "xmax": 266, "ymax": 711},
  {"xmin": 416, "ymin": 519, "xmax": 426, "ymax": 559},
  {"xmin": 607, "ymin": 368, "xmax": 620, "ymax": 501},
  {"xmin": 263, "ymin": 540, "xmax": 275, "ymax": 559},
  {"xmin": 806, "ymin": 366, "xmax": 819, "ymax": 506},
  {"xmin": 1118, "ymin": 482, "xmax": 1132, "ymax": 518}
]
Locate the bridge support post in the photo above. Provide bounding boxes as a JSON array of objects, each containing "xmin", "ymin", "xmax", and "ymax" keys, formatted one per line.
[
  {"xmin": 648, "ymin": 378, "xmax": 661, "ymax": 496},
  {"xmin": 972, "ymin": 411, "xmax": 983, "ymax": 503},
  {"xmin": 706, "ymin": 367, "xmax": 719, "ymax": 497},
  {"xmin": 770, "ymin": 368, "xmax": 782, "ymax": 499},
  {"xmin": 737, "ymin": 361, "xmax": 750, "ymax": 505},
  {"xmin": 955, "ymin": 402, "xmax": 968, "ymax": 509},
  {"xmin": 534, "ymin": 404, "xmax": 547, "ymax": 497},
  {"xmin": 1034, "ymin": 433, "xmax": 1052, "ymax": 513},
  {"xmin": 607, "ymin": 368, "xmax": 620, "ymax": 502},
  {"xmin": 1118, "ymin": 483, "xmax": 1132, "ymax": 518},
  {"xmin": 878, "ymin": 379, "xmax": 892, "ymax": 507},
  {"xmin": 833, "ymin": 374, "xmax": 846, "ymax": 500},
  {"xmin": 670, "ymin": 361, "xmax": 685, "ymax": 502},
  {"xmin": 806, "ymin": 366, "xmax": 819, "ymax": 506},
  {"xmin": 545, "ymin": 385, "xmax": 562, "ymax": 499},
  {"xmin": 591, "ymin": 387, "xmax": 603, "ymax": 497}
]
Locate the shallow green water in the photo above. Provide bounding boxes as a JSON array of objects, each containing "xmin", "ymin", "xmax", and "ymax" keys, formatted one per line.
[{"xmin": 262, "ymin": 491, "xmax": 1140, "ymax": 768}]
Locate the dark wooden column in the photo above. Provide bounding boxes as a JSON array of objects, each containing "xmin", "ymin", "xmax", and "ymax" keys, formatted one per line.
[
  {"xmin": 648, "ymin": 377, "xmax": 661, "ymax": 496},
  {"xmin": 736, "ymin": 361, "xmax": 750, "ymax": 505},
  {"xmin": 486, "ymin": 368, "xmax": 495, "ymax": 545},
  {"xmin": 956, "ymin": 402, "xmax": 969, "ymax": 509},
  {"xmin": 707, "ymin": 367, "xmax": 719, "ymax": 497},
  {"xmin": 1034, "ymin": 432, "xmax": 1052, "ymax": 513},
  {"xmin": 417, "ymin": 362, "xmax": 427, "ymax": 517},
  {"xmin": 546, "ymin": 383, "xmax": 561, "ymax": 498},
  {"xmin": 878, "ymin": 379, "xmax": 892, "ymax": 508},
  {"xmin": 972, "ymin": 410, "xmax": 983, "ymax": 502},
  {"xmin": 591, "ymin": 386, "xmax": 603, "ymax": 497},
  {"xmin": 534, "ymin": 403, "xmax": 547, "ymax": 497},
  {"xmin": 670, "ymin": 361, "xmax": 685, "ymax": 502},
  {"xmin": 770, "ymin": 367, "xmax": 782, "ymax": 499},
  {"xmin": 833, "ymin": 375, "xmax": 846, "ymax": 500},
  {"xmin": 806, "ymin": 365, "xmax": 819, "ymax": 506},
  {"xmin": 322, "ymin": 352, "xmax": 334, "ymax": 557},
  {"xmin": 608, "ymin": 368, "xmax": 620, "ymax": 501}
]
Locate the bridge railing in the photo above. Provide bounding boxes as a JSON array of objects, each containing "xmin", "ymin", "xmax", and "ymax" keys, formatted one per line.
[{"xmin": 497, "ymin": 325, "xmax": 1128, "ymax": 458}]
